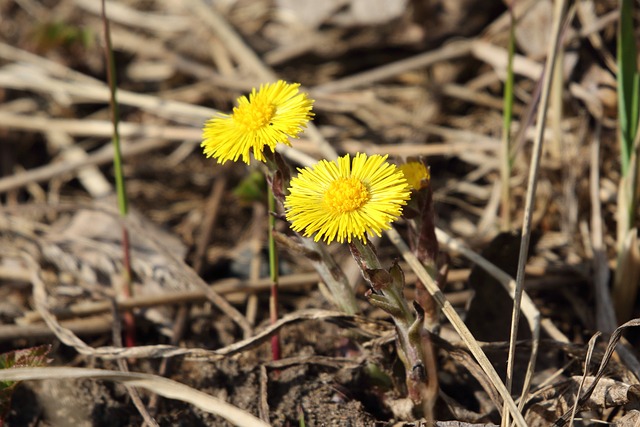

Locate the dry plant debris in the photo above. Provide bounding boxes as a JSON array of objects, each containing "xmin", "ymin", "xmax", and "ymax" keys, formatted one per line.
[{"xmin": 0, "ymin": 0, "xmax": 639, "ymax": 426}]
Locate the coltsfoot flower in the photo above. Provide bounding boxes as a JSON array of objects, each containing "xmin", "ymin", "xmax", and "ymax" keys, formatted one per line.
[
  {"xmin": 202, "ymin": 80, "xmax": 314, "ymax": 164},
  {"xmin": 285, "ymin": 153, "xmax": 411, "ymax": 244},
  {"xmin": 399, "ymin": 161, "xmax": 430, "ymax": 190}
]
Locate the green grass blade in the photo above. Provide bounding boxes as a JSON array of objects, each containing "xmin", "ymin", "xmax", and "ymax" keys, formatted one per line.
[
  {"xmin": 502, "ymin": 8, "xmax": 516, "ymax": 158},
  {"xmin": 618, "ymin": 0, "xmax": 640, "ymax": 177},
  {"xmin": 101, "ymin": 0, "xmax": 128, "ymax": 216}
]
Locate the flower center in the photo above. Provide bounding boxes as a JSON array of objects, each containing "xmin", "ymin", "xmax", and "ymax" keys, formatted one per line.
[
  {"xmin": 234, "ymin": 100, "xmax": 276, "ymax": 131},
  {"xmin": 323, "ymin": 177, "xmax": 370, "ymax": 214}
]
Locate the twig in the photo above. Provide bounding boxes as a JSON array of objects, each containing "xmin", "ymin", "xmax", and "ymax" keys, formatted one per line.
[
  {"xmin": 0, "ymin": 135, "xmax": 176, "ymax": 194},
  {"xmin": 45, "ymin": 130, "xmax": 112, "ymax": 198},
  {"xmin": 0, "ymin": 112, "xmax": 203, "ymax": 139},
  {"xmin": 192, "ymin": 176, "xmax": 227, "ymax": 274},
  {"xmin": 0, "ymin": 68, "xmax": 215, "ymax": 122},
  {"xmin": 258, "ymin": 365, "xmax": 270, "ymax": 422},
  {"xmin": 17, "ymin": 272, "xmax": 320, "ymax": 325},
  {"xmin": 0, "ymin": 41, "xmax": 101, "ymax": 84},
  {"xmin": 0, "ymin": 315, "xmax": 113, "ymax": 340},
  {"xmin": 77, "ymin": 0, "xmax": 190, "ymax": 33},
  {"xmin": 314, "ymin": 40, "xmax": 473, "ymax": 93}
]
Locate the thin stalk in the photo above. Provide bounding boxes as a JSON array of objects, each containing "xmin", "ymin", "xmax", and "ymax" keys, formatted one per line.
[
  {"xmin": 500, "ymin": 4, "xmax": 516, "ymax": 231},
  {"xmin": 101, "ymin": 1, "xmax": 127, "ymax": 217},
  {"xmin": 101, "ymin": 0, "xmax": 134, "ymax": 347},
  {"xmin": 503, "ymin": 1, "xmax": 569, "ymax": 425},
  {"xmin": 268, "ymin": 187, "xmax": 281, "ymax": 361}
]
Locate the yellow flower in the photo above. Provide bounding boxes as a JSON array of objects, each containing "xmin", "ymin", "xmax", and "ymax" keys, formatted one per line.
[
  {"xmin": 399, "ymin": 161, "xmax": 430, "ymax": 190},
  {"xmin": 285, "ymin": 153, "xmax": 411, "ymax": 244},
  {"xmin": 201, "ymin": 81, "xmax": 314, "ymax": 164}
]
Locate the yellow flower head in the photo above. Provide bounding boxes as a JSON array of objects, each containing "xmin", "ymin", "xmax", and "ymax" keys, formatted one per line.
[
  {"xmin": 202, "ymin": 81, "xmax": 314, "ymax": 164},
  {"xmin": 285, "ymin": 153, "xmax": 411, "ymax": 244},
  {"xmin": 399, "ymin": 161, "xmax": 430, "ymax": 190}
]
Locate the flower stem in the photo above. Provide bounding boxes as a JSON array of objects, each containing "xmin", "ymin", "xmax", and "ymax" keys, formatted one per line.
[
  {"xmin": 349, "ymin": 238, "xmax": 435, "ymax": 405},
  {"xmin": 268, "ymin": 186, "xmax": 281, "ymax": 361},
  {"xmin": 351, "ymin": 239, "xmax": 412, "ymax": 324},
  {"xmin": 267, "ymin": 151, "xmax": 358, "ymax": 315}
]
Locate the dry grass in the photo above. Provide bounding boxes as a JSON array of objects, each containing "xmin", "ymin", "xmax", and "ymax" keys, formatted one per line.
[{"xmin": 0, "ymin": 0, "xmax": 637, "ymax": 426}]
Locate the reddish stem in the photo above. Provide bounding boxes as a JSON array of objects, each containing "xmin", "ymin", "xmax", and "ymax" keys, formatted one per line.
[
  {"xmin": 121, "ymin": 226, "xmax": 136, "ymax": 347},
  {"xmin": 270, "ymin": 282, "xmax": 281, "ymax": 361}
]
